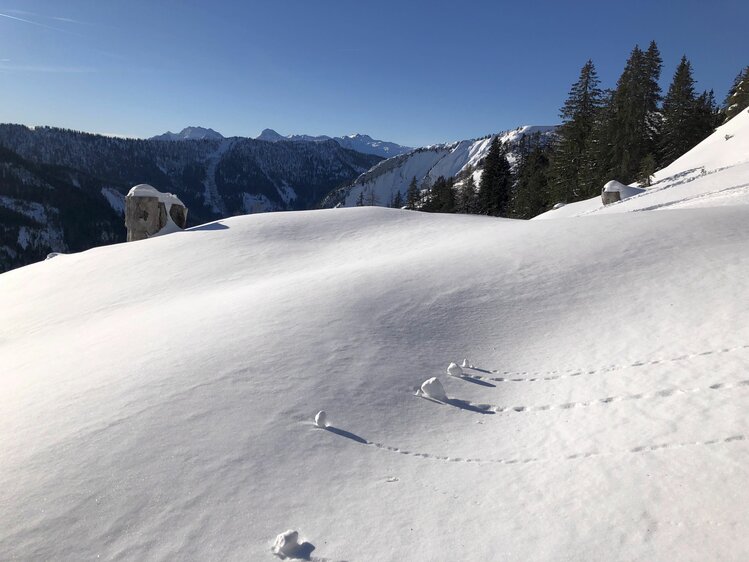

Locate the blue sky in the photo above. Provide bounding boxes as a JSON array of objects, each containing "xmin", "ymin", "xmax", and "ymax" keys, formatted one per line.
[{"xmin": 0, "ymin": 0, "xmax": 747, "ymax": 146}]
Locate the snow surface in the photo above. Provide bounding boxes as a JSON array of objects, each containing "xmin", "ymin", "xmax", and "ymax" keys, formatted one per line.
[{"xmin": 2, "ymin": 112, "xmax": 749, "ymax": 561}]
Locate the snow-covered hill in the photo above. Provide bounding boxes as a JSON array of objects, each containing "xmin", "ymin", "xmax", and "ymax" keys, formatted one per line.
[
  {"xmin": 2, "ymin": 112, "xmax": 749, "ymax": 561},
  {"xmin": 326, "ymin": 125, "xmax": 557, "ymax": 207},
  {"xmin": 256, "ymin": 128, "xmax": 412, "ymax": 158},
  {"xmin": 151, "ymin": 126, "xmax": 225, "ymax": 141}
]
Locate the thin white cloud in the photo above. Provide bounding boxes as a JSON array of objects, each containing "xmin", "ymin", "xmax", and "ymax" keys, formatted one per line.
[
  {"xmin": 0, "ymin": 11, "xmax": 70, "ymax": 33},
  {"xmin": 0, "ymin": 63, "xmax": 96, "ymax": 73}
]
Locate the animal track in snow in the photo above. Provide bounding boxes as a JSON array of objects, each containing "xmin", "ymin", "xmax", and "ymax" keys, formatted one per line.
[
  {"xmin": 321, "ymin": 426, "xmax": 745, "ymax": 466},
  {"xmin": 464, "ymin": 343, "xmax": 749, "ymax": 383},
  {"xmin": 417, "ymin": 378, "xmax": 749, "ymax": 414}
]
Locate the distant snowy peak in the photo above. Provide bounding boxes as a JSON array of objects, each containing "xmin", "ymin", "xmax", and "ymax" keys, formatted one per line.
[
  {"xmin": 255, "ymin": 129, "xmax": 412, "ymax": 158},
  {"xmin": 151, "ymin": 126, "xmax": 224, "ymax": 141}
]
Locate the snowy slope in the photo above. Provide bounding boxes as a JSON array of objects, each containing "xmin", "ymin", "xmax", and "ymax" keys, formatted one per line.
[
  {"xmin": 329, "ymin": 125, "xmax": 556, "ymax": 207},
  {"xmin": 3, "ymin": 183, "xmax": 749, "ymax": 560},
  {"xmin": 537, "ymin": 109, "xmax": 749, "ymax": 219},
  {"xmin": 256, "ymin": 128, "xmax": 412, "ymax": 158}
]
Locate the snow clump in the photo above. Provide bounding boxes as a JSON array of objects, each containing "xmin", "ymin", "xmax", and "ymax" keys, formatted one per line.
[
  {"xmin": 314, "ymin": 410, "xmax": 328, "ymax": 428},
  {"xmin": 421, "ymin": 377, "xmax": 448, "ymax": 401},
  {"xmin": 447, "ymin": 362, "xmax": 463, "ymax": 377}
]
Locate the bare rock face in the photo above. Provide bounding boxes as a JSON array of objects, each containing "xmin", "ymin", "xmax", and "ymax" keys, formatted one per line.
[{"xmin": 125, "ymin": 184, "xmax": 188, "ymax": 241}]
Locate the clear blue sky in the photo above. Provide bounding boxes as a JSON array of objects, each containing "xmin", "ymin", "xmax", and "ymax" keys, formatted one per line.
[{"xmin": 0, "ymin": 0, "xmax": 747, "ymax": 146}]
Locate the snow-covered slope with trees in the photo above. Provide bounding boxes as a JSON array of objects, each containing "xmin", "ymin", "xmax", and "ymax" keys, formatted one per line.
[
  {"xmin": 256, "ymin": 128, "xmax": 412, "ymax": 158},
  {"xmin": 2, "ymin": 111, "xmax": 749, "ymax": 561},
  {"xmin": 326, "ymin": 125, "xmax": 556, "ymax": 207},
  {"xmin": 538, "ymin": 108, "xmax": 749, "ymax": 218}
]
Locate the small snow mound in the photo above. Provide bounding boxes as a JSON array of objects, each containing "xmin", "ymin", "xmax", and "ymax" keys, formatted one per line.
[
  {"xmin": 602, "ymin": 180, "xmax": 647, "ymax": 199},
  {"xmin": 447, "ymin": 362, "xmax": 463, "ymax": 377},
  {"xmin": 552, "ymin": 202, "xmax": 566, "ymax": 210},
  {"xmin": 314, "ymin": 410, "xmax": 328, "ymax": 429},
  {"xmin": 421, "ymin": 377, "xmax": 448, "ymax": 401},
  {"xmin": 45, "ymin": 252, "xmax": 62, "ymax": 260},
  {"xmin": 461, "ymin": 358, "xmax": 469, "ymax": 368}
]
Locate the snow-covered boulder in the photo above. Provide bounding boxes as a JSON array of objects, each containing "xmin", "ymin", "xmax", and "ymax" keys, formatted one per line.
[
  {"xmin": 314, "ymin": 410, "xmax": 328, "ymax": 428},
  {"xmin": 601, "ymin": 180, "xmax": 647, "ymax": 205},
  {"xmin": 124, "ymin": 184, "xmax": 188, "ymax": 242},
  {"xmin": 447, "ymin": 362, "xmax": 463, "ymax": 377},
  {"xmin": 421, "ymin": 377, "xmax": 448, "ymax": 401}
]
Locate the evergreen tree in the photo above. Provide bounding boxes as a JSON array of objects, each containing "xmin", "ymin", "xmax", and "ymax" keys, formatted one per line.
[
  {"xmin": 549, "ymin": 60, "xmax": 605, "ymax": 201},
  {"xmin": 636, "ymin": 153, "xmax": 657, "ymax": 187},
  {"xmin": 421, "ymin": 176, "xmax": 456, "ymax": 213},
  {"xmin": 406, "ymin": 176, "xmax": 419, "ymax": 209},
  {"xmin": 643, "ymin": 41, "xmax": 664, "ymax": 158},
  {"xmin": 392, "ymin": 190, "xmax": 404, "ymax": 208},
  {"xmin": 511, "ymin": 136, "xmax": 552, "ymax": 219},
  {"xmin": 659, "ymin": 56, "xmax": 713, "ymax": 166},
  {"xmin": 457, "ymin": 175, "xmax": 478, "ymax": 214},
  {"xmin": 723, "ymin": 66, "xmax": 749, "ymax": 122},
  {"xmin": 478, "ymin": 136, "xmax": 513, "ymax": 216},
  {"xmin": 602, "ymin": 43, "xmax": 662, "ymax": 183},
  {"xmin": 366, "ymin": 187, "xmax": 379, "ymax": 206},
  {"xmin": 356, "ymin": 190, "xmax": 364, "ymax": 206}
]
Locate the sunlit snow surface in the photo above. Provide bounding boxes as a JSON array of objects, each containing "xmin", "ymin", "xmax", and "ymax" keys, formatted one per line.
[{"xmin": 2, "ymin": 112, "xmax": 749, "ymax": 561}]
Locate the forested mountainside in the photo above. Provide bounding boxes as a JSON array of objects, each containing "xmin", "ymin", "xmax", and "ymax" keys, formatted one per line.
[{"xmin": 0, "ymin": 125, "xmax": 381, "ymax": 272}]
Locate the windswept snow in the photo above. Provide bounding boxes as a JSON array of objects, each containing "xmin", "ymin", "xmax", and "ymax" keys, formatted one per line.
[{"xmin": 2, "ymin": 112, "xmax": 749, "ymax": 561}]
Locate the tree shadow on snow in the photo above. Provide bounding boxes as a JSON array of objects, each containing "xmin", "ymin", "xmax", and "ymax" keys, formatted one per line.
[{"xmin": 325, "ymin": 426, "xmax": 368, "ymax": 444}]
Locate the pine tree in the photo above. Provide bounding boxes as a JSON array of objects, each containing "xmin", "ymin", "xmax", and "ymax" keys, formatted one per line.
[
  {"xmin": 457, "ymin": 175, "xmax": 478, "ymax": 214},
  {"xmin": 356, "ymin": 190, "xmax": 365, "ymax": 206},
  {"xmin": 723, "ymin": 66, "xmax": 749, "ymax": 122},
  {"xmin": 366, "ymin": 187, "xmax": 379, "ymax": 206},
  {"xmin": 660, "ymin": 56, "xmax": 703, "ymax": 166},
  {"xmin": 602, "ymin": 44, "xmax": 662, "ymax": 183},
  {"xmin": 406, "ymin": 176, "xmax": 419, "ymax": 209},
  {"xmin": 636, "ymin": 153, "xmax": 657, "ymax": 187},
  {"xmin": 643, "ymin": 41, "xmax": 664, "ymax": 159},
  {"xmin": 392, "ymin": 190, "xmax": 404, "ymax": 208},
  {"xmin": 549, "ymin": 60, "xmax": 604, "ymax": 202},
  {"xmin": 478, "ymin": 136, "xmax": 513, "ymax": 216},
  {"xmin": 511, "ymin": 135, "xmax": 552, "ymax": 219}
]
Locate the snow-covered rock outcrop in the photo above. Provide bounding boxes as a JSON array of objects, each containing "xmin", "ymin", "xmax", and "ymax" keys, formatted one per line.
[
  {"xmin": 125, "ymin": 184, "xmax": 188, "ymax": 241},
  {"xmin": 601, "ymin": 180, "xmax": 647, "ymax": 205}
]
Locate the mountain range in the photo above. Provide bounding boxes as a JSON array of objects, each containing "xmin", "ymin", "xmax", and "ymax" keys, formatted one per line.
[{"xmin": 150, "ymin": 126, "xmax": 412, "ymax": 158}]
